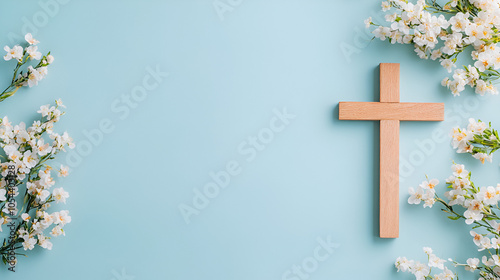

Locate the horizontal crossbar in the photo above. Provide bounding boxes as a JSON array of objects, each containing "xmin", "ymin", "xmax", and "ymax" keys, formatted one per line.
[{"xmin": 339, "ymin": 102, "xmax": 444, "ymax": 121}]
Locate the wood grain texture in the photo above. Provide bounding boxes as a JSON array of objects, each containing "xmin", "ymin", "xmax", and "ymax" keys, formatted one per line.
[
  {"xmin": 379, "ymin": 63, "xmax": 399, "ymax": 103},
  {"xmin": 379, "ymin": 120, "xmax": 399, "ymax": 238},
  {"xmin": 379, "ymin": 63, "xmax": 400, "ymax": 238},
  {"xmin": 338, "ymin": 102, "xmax": 445, "ymax": 121}
]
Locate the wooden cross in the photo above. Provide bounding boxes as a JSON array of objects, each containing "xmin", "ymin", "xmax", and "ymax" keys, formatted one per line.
[{"xmin": 338, "ymin": 63, "xmax": 444, "ymax": 238}]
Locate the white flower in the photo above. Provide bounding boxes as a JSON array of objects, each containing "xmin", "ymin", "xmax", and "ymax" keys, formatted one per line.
[
  {"xmin": 35, "ymin": 139, "xmax": 52, "ymax": 156},
  {"xmin": 53, "ymin": 187, "xmax": 69, "ymax": 204},
  {"xmin": 35, "ymin": 188, "xmax": 50, "ymax": 202},
  {"xmin": 449, "ymin": 12, "xmax": 470, "ymax": 33},
  {"xmin": 466, "ymin": 198, "xmax": 484, "ymax": 211},
  {"xmin": 37, "ymin": 66, "xmax": 48, "ymax": 79},
  {"xmin": 471, "ymin": 230, "xmax": 483, "ymax": 246},
  {"xmin": 477, "ymin": 186, "xmax": 499, "ymax": 205},
  {"xmin": 55, "ymin": 98, "xmax": 65, "ymax": 108},
  {"xmin": 0, "ymin": 189, "xmax": 6, "ymax": 202},
  {"xmin": 3, "ymin": 45, "xmax": 23, "ymax": 61},
  {"xmin": 483, "ymin": 255, "xmax": 495, "ymax": 266},
  {"xmin": 467, "ymin": 118, "xmax": 487, "ymax": 134},
  {"xmin": 38, "ymin": 172, "xmax": 55, "ymax": 189},
  {"xmin": 16, "ymin": 129, "xmax": 30, "ymax": 145},
  {"xmin": 381, "ymin": 1, "xmax": 391, "ymax": 11},
  {"xmin": 50, "ymin": 225, "xmax": 65, "ymax": 237},
  {"xmin": 385, "ymin": 13, "xmax": 397, "ymax": 23},
  {"xmin": 441, "ymin": 33, "xmax": 463, "ymax": 56},
  {"xmin": 465, "ymin": 23, "xmax": 486, "ymax": 45},
  {"xmin": 411, "ymin": 261, "xmax": 430, "ymax": 279},
  {"xmin": 390, "ymin": 31, "xmax": 404, "ymax": 44},
  {"xmin": 392, "ymin": 21, "xmax": 411, "ymax": 35},
  {"xmin": 415, "ymin": 46, "xmax": 428, "ymax": 59},
  {"xmin": 440, "ymin": 59, "xmax": 456, "ymax": 73},
  {"xmin": 475, "ymin": 79, "xmax": 490, "ymax": 95},
  {"xmin": 52, "ymin": 210, "xmax": 71, "ymax": 226},
  {"xmin": 431, "ymin": 49, "xmax": 442, "ymax": 60},
  {"xmin": 429, "ymin": 254, "xmax": 446, "ymax": 270},
  {"xmin": 373, "ymin": 26, "xmax": 391, "ymax": 41},
  {"xmin": 61, "ymin": 132, "xmax": 75, "ymax": 149},
  {"xmin": 24, "ymin": 33, "xmax": 39, "ymax": 45},
  {"xmin": 46, "ymin": 54, "xmax": 54, "ymax": 64},
  {"xmin": 464, "ymin": 209, "xmax": 483, "ymax": 224},
  {"xmin": 364, "ymin": 17, "xmax": 372, "ymax": 28},
  {"xmin": 473, "ymin": 152, "xmax": 493, "ymax": 164},
  {"xmin": 27, "ymin": 66, "xmax": 42, "ymax": 87},
  {"xmin": 452, "ymin": 163, "xmax": 468, "ymax": 178},
  {"xmin": 22, "ymin": 150, "xmax": 38, "ymax": 169},
  {"xmin": 466, "ymin": 258, "xmax": 480, "ymax": 271},
  {"xmin": 37, "ymin": 105, "xmax": 51, "ymax": 117},
  {"xmin": 449, "ymin": 79, "xmax": 466, "ymax": 96},
  {"xmin": 467, "ymin": 66, "xmax": 480, "ymax": 82},
  {"xmin": 18, "ymin": 229, "xmax": 28, "ymax": 239},
  {"xmin": 435, "ymin": 267, "xmax": 454, "ymax": 280},
  {"xmin": 395, "ymin": 256, "xmax": 413, "ymax": 272},
  {"xmin": 37, "ymin": 211, "xmax": 53, "ymax": 229},
  {"xmin": 401, "ymin": 2, "xmax": 423, "ymax": 24},
  {"xmin": 490, "ymin": 220, "xmax": 500, "ymax": 233},
  {"xmin": 423, "ymin": 247, "xmax": 433, "ymax": 255},
  {"xmin": 479, "ymin": 237, "xmax": 492, "ymax": 251},
  {"xmin": 423, "ymin": 198, "xmax": 435, "ymax": 208},
  {"xmin": 441, "ymin": 77, "xmax": 451, "ymax": 87},
  {"xmin": 474, "ymin": 57, "xmax": 490, "ymax": 72},
  {"xmin": 420, "ymin": 179, "xmax": 439, "ymax": 191},
  {"xmin": 444, "ymin": 189, "xmax": 466, "ymax": 206},
  {"xmin": 450, "ymin": 128, "xmax": 473, "ymax": 152},
  {"xmin": 37, "ymin": 234, "xmax": 53, "ymax": 250},
  {"xmin": 483, "ymin": 254, "xmax": 500, "ymax": 266},
  {"xmin": 26, "ymin": 46, "xmax": 41, "ymax": 60},
  {"xmin": 58, "ymin": 165, "xmax": 69, "ymax": 177},
  {"xmin": 22, "ymin": 237, "xmax": 37, "ymax": 251},
  {"xmin": 493, "ymin": 255, "xmax": 500, "ymax": 266},
  {"xmin": 408, "ymin": 186, "xmax": 426, "ymax": 204},
  {"xmin": 26, "ymin": 182, "xmax": 37, "ymax": 195},
  {"xmin": 21, "ymin": 213, "xmax": 30, "ymax": 222}
]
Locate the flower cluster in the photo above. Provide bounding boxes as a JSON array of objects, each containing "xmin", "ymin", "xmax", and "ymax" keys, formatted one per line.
[
  {"xmin": 366, "ymin": 0, "xmax": 500, "ymax": 96},
  {"xmin": 396, "ymin": 248, "xmax": 456, "ymax": 280},
  {"xmin": 0, "ymin": 100, "xmax": 74, "ymax": 266},
  {"xmin": 1, "ymin": 33, "xmax": 53, "ymax": 102},
  {"xmin": 450, "ymin": 118, "xmax": 499, "ymax": 163},
  {"xmin": 408, "ymin": 178, "xmax": 439, "ymax": 208},
  {"xmin": 401, "ymin": 163, "xmax": 500, "ymax": 279}
]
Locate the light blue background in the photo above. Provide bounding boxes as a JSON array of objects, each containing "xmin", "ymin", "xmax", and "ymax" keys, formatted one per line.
[{"xmin": 0, "ymin": 0, "xmax": 498, "ymax": 279}]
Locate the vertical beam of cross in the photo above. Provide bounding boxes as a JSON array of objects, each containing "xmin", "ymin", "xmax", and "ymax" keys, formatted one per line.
[
  {"xmin": 338, "ymin": 63, "xmax": 444, "ymax": 238},
  {"xmin": 379, "ymin": 63, "xmax": 400, "ymax": 239}
]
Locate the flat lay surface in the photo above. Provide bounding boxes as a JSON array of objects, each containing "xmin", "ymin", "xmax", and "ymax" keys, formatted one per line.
[{"xmin": 0, "ymin": 1, "xmax": 498, "ymax": 279}]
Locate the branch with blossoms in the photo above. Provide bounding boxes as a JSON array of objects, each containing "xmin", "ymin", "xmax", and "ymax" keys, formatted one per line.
[
  {"xmin": 1, "ymin": 33, "xmax": 54, "ymax": 102},
  {"xmin": 366, "ymin": 0, "xmax": 500, "ymax": 96},
  {"xmin": 398, "ymin": 163, "xmax": 500, "ymax": 279},
  {"xmin": 396, "ymin": 248, "xmax": 457, "ymax": 280},
  {"xmin": 451, "ymin": 118, "xmax": 500, "ymax": 164},
  {"xmin": 0, "ymin": 100, "xmax": 74, "ymax": 268}
]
